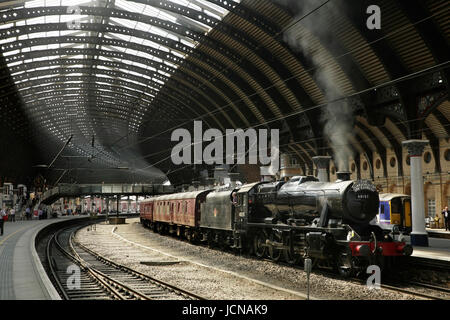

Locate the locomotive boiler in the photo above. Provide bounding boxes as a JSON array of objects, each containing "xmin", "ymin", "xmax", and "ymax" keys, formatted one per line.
[{"xmin": 258, "ymin": 175, "xmax": 380, "ymax": 233}]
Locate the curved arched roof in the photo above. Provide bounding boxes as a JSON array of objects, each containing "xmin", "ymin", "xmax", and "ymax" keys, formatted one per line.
[{"xmin": 0, "ymin": 0, "xmax": 448, "ymax": 185}]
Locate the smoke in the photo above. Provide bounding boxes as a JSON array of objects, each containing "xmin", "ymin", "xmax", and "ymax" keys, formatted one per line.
[{"xmin": 275, "ymin": 0, "xmax": 354, "ymax": 171}]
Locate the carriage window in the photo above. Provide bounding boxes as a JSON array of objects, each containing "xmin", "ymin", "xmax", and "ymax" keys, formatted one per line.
[
  {"xmin": 391, "ymin": 198, "xmax": 402, "ymax": 213},
  {"xmin": 184, "ymin": 201, "xmax": 188, "ymax": 214},
  {"xmin": 380, "ymin": 204, "xmax": 385, "ymax": 214}
]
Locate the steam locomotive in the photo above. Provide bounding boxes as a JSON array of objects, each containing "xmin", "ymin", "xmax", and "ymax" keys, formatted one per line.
[{"xmin": 140, "ymin": 173, "xmax": 412, "ymax": 276}]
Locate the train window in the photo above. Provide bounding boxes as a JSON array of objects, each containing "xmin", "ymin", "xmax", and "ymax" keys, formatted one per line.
[
  {"xmin": 376, "ymin": 159, "xmax": 381, "ymax": 169},
  {"xmin": 351, "ymin": 163, "xmax": 356, "ymax": 172},
  {"xmin": 380, "ymin": 204, "xmax": 385, "ymax": 214},
  {"xmin": 184, "ymin": 201, "xmax": 188, "ymax": 214},
  {"xmin": 391, "ymin": 198, "xmax": 401, "ymax": 213}
]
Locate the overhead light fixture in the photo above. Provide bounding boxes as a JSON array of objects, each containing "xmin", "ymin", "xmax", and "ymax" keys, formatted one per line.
[{"xmin": 33, "ymin": 164, "xmax": 48, "ymax": 168}]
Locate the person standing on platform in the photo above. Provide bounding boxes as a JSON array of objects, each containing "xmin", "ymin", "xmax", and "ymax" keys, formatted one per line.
[
  {"xmin": 0, "ymin": 208, "xmax": 6, "ymax": 236},
  {"xmin": 26, "ymin": 206, "xmax": 31, "ymax": 220},
  {"xmin": 10, "ymin": 207, "xmax": 15, "ymax": 222},
  {"xmin": 443, "ymin": 206, "xmax": 450, "ymax": 231}
]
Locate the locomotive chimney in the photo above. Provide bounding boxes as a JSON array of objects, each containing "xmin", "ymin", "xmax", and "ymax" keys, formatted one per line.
[{"xmin": 336, "ymin": 171, "xmax": 351, "ymax": 181}]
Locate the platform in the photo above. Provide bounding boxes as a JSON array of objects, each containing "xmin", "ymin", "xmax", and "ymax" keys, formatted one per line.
[
  {"xmin": 411, "ymin": 246, "xmax": 450, "ymax": 262},
  {"xmin": 395, "ymin": 234, "xmax": 450, "ymax": 262},
  {"xmin": 0, "ymin": 217, "xmax": 79, "ymax": 300},
  {"xmin": 426, "ymin": 228, "xmax": 450, "ymax": 239}
]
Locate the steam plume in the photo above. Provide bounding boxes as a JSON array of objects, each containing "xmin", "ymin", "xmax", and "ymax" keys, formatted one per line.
[{"xmin": 275, "ymin": 0, "xmax": 354, "ymax": 171}]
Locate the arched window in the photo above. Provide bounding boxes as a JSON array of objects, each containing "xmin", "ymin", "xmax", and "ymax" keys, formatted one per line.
[
  {"xmin": 424, "ymin": 152, "xmax": 432, "ymax": 163},
  {"xmin": 375, "ymin": 159, "xmax": 381, "ymax": 169},
  {"xmin": 444, "ymin": 149, "xmax": 450, "ymax": 161},
  {"xmin": 390, "ymin": 157, "xmax": 396, "ymax": 167}
]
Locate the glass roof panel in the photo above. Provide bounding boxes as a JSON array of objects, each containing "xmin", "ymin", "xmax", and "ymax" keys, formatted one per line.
[{"xmin": 0, "ymin": 0, "xmax": 236, "ymax": 168}]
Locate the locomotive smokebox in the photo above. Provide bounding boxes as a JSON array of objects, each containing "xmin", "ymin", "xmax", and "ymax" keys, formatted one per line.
[{"xmin": 336, "ymin": 171, "xmax": 351, "ymax": 181}]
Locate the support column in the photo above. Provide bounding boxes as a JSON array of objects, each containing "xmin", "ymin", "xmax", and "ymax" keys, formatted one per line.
[
  {"xmin": 402, "ymin": 140, "xmax": 429, "ymax": 247},
  {"xmin": 116, "ymin": 195, "xmax": 120, "ymax": 217},
  {"xmin": 312, "ymin": 156, "xmax": 331, "ymax": 182},
  {"xmin": 136, "ymin": 196, "xmax": 139, "ymax": 214}
]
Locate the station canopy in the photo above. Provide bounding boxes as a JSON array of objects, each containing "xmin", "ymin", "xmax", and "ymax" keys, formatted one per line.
[
  {"xmin": 0, "ymin": 0, "xmax": 240, "ymax": 184},
  {"xmin": 0, "ymin": 0, "xmax": 448, "ymax": 186}
]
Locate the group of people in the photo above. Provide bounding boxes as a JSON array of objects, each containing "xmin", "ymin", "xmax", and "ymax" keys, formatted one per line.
[
  {"xmin": 0, "ymin": 206, "xmax": 53, "ymax": 236},
  {"xmin": 0, "ymin": 207, "xmax": 16, "ymax": 236}
]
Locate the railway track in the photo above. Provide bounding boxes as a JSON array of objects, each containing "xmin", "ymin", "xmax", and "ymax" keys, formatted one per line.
[
  {"xmin": 134, "ymin": 221, "xmax": 450, "ymax": 300},
  {"xmin": 255, "ymin": 257, "xmax": 449, "ymax": 300},
  {"xmin": 45, "ymin": 222, "xmax": 205, "ymax": 300},
  {"xmin": 378, "ymin": 282, "xmax": 447, "ymax": 300}
]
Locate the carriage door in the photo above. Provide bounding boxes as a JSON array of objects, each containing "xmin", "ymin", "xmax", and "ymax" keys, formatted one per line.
[
  {"xmin": 403, "ymin": 198, "xmax": 412, "ymax": 228},
  {"xmin": 390, "ymin": 198, "xmax": 402, "ymax": 225}
]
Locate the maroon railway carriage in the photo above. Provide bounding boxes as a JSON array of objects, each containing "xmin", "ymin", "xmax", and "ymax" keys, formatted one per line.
[
  {"xmin": 140, "ymin": 190, "xmax": 211, "ymax": 240},
  {"xmin": 139, "ymin": 200, "xmax": 154, "ymax": 228}
]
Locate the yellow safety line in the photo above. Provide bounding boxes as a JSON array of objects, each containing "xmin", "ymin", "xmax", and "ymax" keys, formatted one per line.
[{"xmin": 0, "ymin": 225, "xmax": 31, "ymax": 246}]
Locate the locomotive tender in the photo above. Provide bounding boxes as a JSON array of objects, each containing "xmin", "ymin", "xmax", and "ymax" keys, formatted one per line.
[{"xmin": 140, "ymin": 175, "xmax": 412, "ymax": 276}]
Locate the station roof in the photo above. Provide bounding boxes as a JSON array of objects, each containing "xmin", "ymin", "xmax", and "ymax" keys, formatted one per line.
[{"xmin": 0, "ymin": 0, "xmax": 448, "ymax": 186}]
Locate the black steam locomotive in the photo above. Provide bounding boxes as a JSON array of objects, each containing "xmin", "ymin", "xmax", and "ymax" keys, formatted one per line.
[{"xmin": 141, "ymin": 174, "xmax": 412, "ymax": 276}]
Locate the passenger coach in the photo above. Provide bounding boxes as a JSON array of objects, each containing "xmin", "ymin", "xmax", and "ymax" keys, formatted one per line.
[{"xmin": 140, "ymin": 190, "xmax": 210, "ymax": 241}]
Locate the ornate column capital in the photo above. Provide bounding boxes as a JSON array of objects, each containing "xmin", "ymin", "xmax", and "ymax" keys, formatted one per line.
[
  {"xmin": 402, "ymin": 140, "xmax": 429, "ymax": 157},
  {"xmin": 312, "ymin": 156, "xmax": 332, "ymax": 169}
]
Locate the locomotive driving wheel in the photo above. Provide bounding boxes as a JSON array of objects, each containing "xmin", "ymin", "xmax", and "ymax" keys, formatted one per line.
[
  {"xmin": 283, "ymin": 233, "xmax": 301, "ymax": 265},
  {"xmin": 336, "ymin": 251, "xmax": 356, "ymax": 278},
  {"xmin": 268, "ymin": 232, "xmax": 282, "ymax": 262},
  {"xmin": 253, "ymin": 231, "xmax": 267, "ymax": 258}
]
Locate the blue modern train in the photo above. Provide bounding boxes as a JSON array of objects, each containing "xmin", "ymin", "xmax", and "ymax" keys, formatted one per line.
[{"xmin": 378, "ymin": 193, "xmax": 412, "ymax": 233}]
